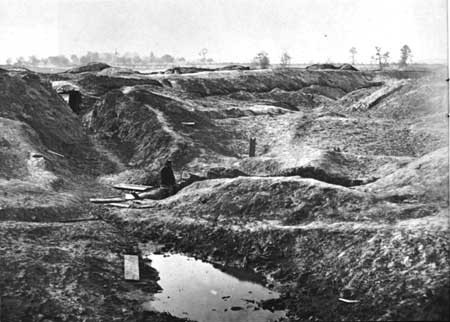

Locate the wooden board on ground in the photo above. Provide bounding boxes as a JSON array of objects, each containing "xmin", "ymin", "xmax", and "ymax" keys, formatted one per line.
[
  {"xmin": 90, "ymin": 197, "xmax": 126, "ymax": 204},
  {"xmin": 124, "ymin": 255, "xmax": 140, "ymax": 280},
  {"xmin": 105, "ymin": 203, "xmax": 131, "ymax": 208},
  {"xmin": 47, "ymin": 149, "xmax": 65, "ymax": 158},
  {"xmin": 124, "ymin": 193, "xmax": 136, "ymax": 200},
  {"xmin": 113, "ymin": 183, "xmax": 154, "ymax": 192},
  {"xmin": 338, "ymin": 298, "xmax": 360, "ymax": 303}
]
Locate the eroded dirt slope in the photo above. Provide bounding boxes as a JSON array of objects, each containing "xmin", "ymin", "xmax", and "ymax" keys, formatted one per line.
[
  {"xmin": 1, "ymin": 65, "xmax": 448, "ymax": 321},
  {"xmin": 98, "ymin": 68, "xmax": 448, "ymax": 321}
]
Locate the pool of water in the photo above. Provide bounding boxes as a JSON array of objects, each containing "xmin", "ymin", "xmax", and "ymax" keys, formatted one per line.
[{"xmin": 142, "ymin": 253, "xmax": 286, "ymax": 322}]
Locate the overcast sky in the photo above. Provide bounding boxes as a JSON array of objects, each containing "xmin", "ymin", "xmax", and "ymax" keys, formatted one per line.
[{"xmin": 0, "ymin": 0, "xmax": 447, "ymax": 64}]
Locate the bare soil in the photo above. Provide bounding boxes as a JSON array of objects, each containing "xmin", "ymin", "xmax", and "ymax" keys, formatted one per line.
[{"xmin": 0, "ymin": 66, "xmax": 448, "ymax": 321}]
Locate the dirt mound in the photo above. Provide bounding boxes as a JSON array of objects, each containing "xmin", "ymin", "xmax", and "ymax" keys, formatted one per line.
[
  {"xmin": 126, "ymin": 176, "xmax": 436, "ymax": 225},
  {"xmin": 330, "ymin": 77, "xmax": 448, "ymax": 156},
  {"xmin": 206, "ymin": 167, "xmax": 248, "ymax": 179},
  {"xmin": 344, "ymin": 80, "xmax": 407, "ymax": 111},
  {"xmin": 365, "ymin": 79, "xmax": 447, "ymax": 119},
  {"xmin": 96, "ymin": 67, "xmax": 140, "ymax": 76},
  {"xmin": 0, "ymin": 70, "xmax": 116, "ymax": 220},
  {"xmin": 290, "ymin": 111, "xmax": 441, "ymax": 157},
  {"xmin": 236, "ymin": 143, "xmax": 413, "ymax": 184},
  {"xmin": 74, "ymin": 73, "xmax": 163, "ymax": 96},
  {"xmin": 164, "ymin": 66, "xmax": 214, "ymax": 74},
  {"xmin": 66, "ymin": 62, "xmax": 110, "ymax": 74},
  {"xmin": 216, "ymin": 65, "xmax": 250, "ymax": 71},
  {"xmin": 0, "ymin": 71, "xmax": 87, "ymax": 156},
  {"xmin": 163, "ymin": 65, "xmax": 250, "ymax": 75},
  {"xmin": 90, "ymin": 86, "xmax": 237, "ymax": 172},
  {"xmin": 339, "ymin": 63, "xmax": 358, "ymax": 71},
  {"xmin": 360, "ymin": 148, "xmax": 449, "ymax": 204},
  {"xmin": 165, "ymin": 69, "xmax": 378, "ymax": 97},
  {"xmin": 306, "ymin": 63, "xmax": 339, "ymax": 70},
  {"xmin": 306, "ymin": 63, "xmax": 358, "ymax": 71},
  {"xmin": 255, "ymin": 88, "xmax": 330, "ymax": 110}
]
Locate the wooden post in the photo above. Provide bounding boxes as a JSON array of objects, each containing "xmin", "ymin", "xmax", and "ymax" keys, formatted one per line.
[{"xmin": 249, "ymin": 137, "xmax": 256, "ymax": 157}]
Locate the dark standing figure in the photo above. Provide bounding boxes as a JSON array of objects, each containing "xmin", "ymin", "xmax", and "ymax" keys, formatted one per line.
[
  {"xmin": 249, "ymin": 137, "xmax": 256, "ymax": 157},
  {"xmin": 133, "ymin": 160, "xmax": 177, "ymax": 200},
  {"xmin": 160, "ymin": 160, "xmax": 176, "ymax": 195},
  {"xmin": 68, "ymin": 90, "xmax": 82, "ymax": 114}
]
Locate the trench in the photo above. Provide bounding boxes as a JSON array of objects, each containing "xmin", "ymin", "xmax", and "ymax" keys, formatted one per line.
[{"xmin": 59, "ymin": 90, "xmax": 82, "ymax": 114}]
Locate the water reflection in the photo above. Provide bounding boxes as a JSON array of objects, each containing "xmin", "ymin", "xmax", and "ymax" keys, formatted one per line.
[{"xmin": 142, "ymin": 254, "xmax": 286, "ymax": 322}]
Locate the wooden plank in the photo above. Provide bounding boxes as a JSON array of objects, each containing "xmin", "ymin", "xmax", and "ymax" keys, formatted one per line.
[
  {"xmin": 338, "ymin": 298, "xmax": 360, "ymax": 303},
  {"xmin": 47, "ymin": 149, "xmax": 65, "ymax": 158},
  {"xmin": 124, "ymin": 193, "xmax": 136, "ymax": 200},
  {"xmin": 124, "ymin": 255, "xmax": 140, "ymax": 280},
  {"xmin": 105, "ymin": 203, "xmax": 131, "ymax": 208},
  {"xmin": 181, "ymin": 122, "xmax": 196, "ymax": 126},
  {"xmin": 113, "ymin": 183, "xmax": 154, "ymax": 192},
  {"xmin": 90, "ymin": 197, "xmax": 126, "ymax": 204}
]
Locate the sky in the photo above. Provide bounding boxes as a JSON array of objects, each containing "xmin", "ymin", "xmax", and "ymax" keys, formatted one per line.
[{"xmin": 0, "ymin": 0, "xmax": 448, "ymax": 64}]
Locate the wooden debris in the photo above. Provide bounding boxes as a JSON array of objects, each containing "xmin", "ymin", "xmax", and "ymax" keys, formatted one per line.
[
  {"xmin": 90, "ymin": 197, "xmax": 126, "ymax": 203},
  {"xmin": 47, "ymin": 150, "xmax": 65, "ymax": 158},
  {"xmin": 124, "ymin": 193, "xmax": 136, "ymax": 200},
  {"xmin": 249, "ymin": 137, "xmax": 256, "ymax": 157},
  {"xmin": 338, "ymin": 298, "xmax": 360, "ymax": 303},
  {"xmin": 113, "ymin": 183, "xmax": 154, "ymax": 191},
  {"xmin": 105, "ymin": 203, "xmax": 131, "ymax": 208},
  {"xmin": 181, "ymin": 122, "xmax": 196, "ymax": 126},
  {"xmin": 134, "ymin": 204, "xmax": 155, "ymax": 209},
  {"xmin": 124, "ymin": 255, "xmax": 140, "ymax": 280}
]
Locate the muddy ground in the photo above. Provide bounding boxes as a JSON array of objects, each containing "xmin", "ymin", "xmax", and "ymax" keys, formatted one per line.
[{"xmin": 0, "ymin": 65, "xmax": 448, "ymax": 321}]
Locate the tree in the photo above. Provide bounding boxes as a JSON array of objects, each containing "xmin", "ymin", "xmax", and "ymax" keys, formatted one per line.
[
  {"xmin": 6, "ymin": 58, "xmax": 12, "ymax": 65},
  {"xmin": 149, "ymin": 51, "xmax": 156, "ymax": 63},
  {"xmin": 349, "ymin": 47, "xmax": 357, "ymax": 64},
  {"xmin": 280, "ymin": 51, "xmax": 291, "ymax": 67},
  {"xmin": 87, "ymin": 51, "xmax": 100, "ymax": 63},
  {"xmin": 14, "ymin": 57, "xmax": 26, "ymax": 66},
  {"xmin": 70, "ymin": 54, "xmax": 80, "ymax": 65},
  {"xmin": 160, "ymin": 54, "xmax": 175, "ymax": 63},
  {"xmin": 382, "ymin": 51, "xmax": 390, "ymax": 66},
  {"xmin": 48, "ymin": 55, "xmax": 70, "ymax": 66},
  {"xmin": 253, "ymin": 51, "xmax": 270, "ymax": 69},
  {"xmin": 399, "ymin": 45, "xmax": 412, "ymax": 68},
  {"xmin": 28, "ymin": 55, "xmax": 40, "ymax": 66},
  {"xmin": 100, "ymin": 52, "xmax": 114, "ymax": 64},
  {"xmin": 372, "ymin": 46, "xmax": 383, "ymax": 70},
  {"xmin": 198, "ymin": 48, "xmax": 208, "ymax": 63},
  {"xmin": 132, "ymin": 55, "xmax": 142, "ymax": 65}
]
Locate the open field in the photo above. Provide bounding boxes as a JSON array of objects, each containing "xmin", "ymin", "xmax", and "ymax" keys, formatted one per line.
[{"xmin": 0, "ymin": 63, "xmax": 448, "ymax": 321}]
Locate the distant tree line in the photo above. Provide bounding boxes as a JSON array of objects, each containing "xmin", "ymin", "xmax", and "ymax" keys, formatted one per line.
[
  {"xmin": 250, "ymin": 44, "xmax": 414, "ymax": 71},
  {"xmin": 348, "ymin": 45, "xmax": 413, "ymax": 70},
  {"xmin": 7, "ymin": 45, "xmax": 415, "ymax": 70},
  {"xmin": 5, "ymin": 51, "xmax": 194, "ymax": 67}
]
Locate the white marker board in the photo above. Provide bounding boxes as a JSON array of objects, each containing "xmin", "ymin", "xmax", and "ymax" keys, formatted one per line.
[{"xmin": 124, "ymin": 255, "xmax": 140, "ymax": 280}]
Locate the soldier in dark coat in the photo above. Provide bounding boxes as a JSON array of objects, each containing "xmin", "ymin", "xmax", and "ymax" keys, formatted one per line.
[
  {"xmin": 160, "ymin": 160, "xmax": 176, "ymax": 190},
  {"xmin": 134, "ymin": 160, "xmax": 177, "ymax": 200}
]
